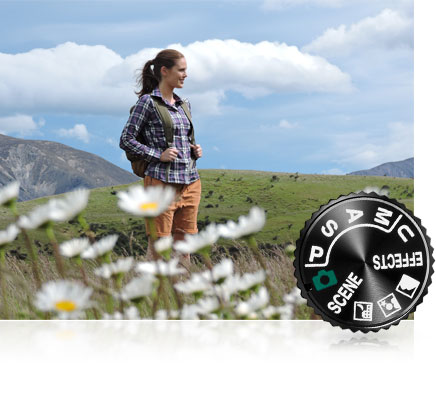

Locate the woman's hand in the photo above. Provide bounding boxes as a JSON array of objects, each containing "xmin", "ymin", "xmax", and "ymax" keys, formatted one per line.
[
  {"xmin": 160, "ymin": 147, "xmax": 179, "ymax": 162},
  {"xmin": 190, "ymin": 144, "xmax": 202, "ymax": 159}
]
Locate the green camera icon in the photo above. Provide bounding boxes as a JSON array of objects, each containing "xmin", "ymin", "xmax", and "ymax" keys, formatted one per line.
[{"xmin": 312, "ymin": 269, "xmax": 338, "ymax": 291}]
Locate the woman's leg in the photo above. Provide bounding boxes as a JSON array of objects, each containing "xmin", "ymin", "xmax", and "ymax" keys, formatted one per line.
[
  {"xmin": 143, "ymin": 176, "xmax": 181, "ymax": 260},
  {"xmin": 172, "ymin": 179, "xmax": 202, "ymax": 265}
]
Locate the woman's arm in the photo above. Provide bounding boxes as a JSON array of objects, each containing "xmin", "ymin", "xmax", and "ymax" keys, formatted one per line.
[
  {"xmin": 119, "ymin": 96, "xmax": 163, "ymax": 162},
  {"xmin": 184, "ymin": 99, "xmax": 202, "ymax": 159}
]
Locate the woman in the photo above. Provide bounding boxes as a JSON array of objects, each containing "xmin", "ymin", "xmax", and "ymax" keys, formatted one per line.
[{"xmin": 120, "ymin": 49, "xmax": 202, "ymax": 263}]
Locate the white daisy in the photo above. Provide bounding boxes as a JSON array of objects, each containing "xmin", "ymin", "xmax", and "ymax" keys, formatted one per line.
[
  {"xmin": 197, "ymin": 297, "xmax": 220, "ymax": 314},
  {"xmin": 0, "ymin": 181, "xmax": 20, "ymax": 206},
  {"xmin": 221, "ymin": 270, "xmax": 266, "ymax": 293},
  {"xmin": 136, "ymin": 258, "xmax": 185, "ymax": 276},
  {"xmin": 285, "ymin": 244, "xmax": 296, "ymax": 257},
  {"xmin": 205, "ymin": 271, "xmax": 264, "ymax": 302},
  {"xmin": 155, "ymin": 309, "xmax": 180, "ymax": 320},
  {"xmin": 283, "ymin": 287, "xmax": 306, "ymax": 305},
  {"xmin": 240, "ymin": 269, "xmax": 266, "ymax": 290},
  {"xmin": 94, "ymin": 257, "xmax": 134, "ymax": 279},
  {"xmin": 180, "ymin": 304, "xmax": 201, "ymax": 320},
  {"xmin": 218, "ymin": 206, "xmax": 266, "ymax": 239},
  {"xmin": 207, "ymin": 258, "xmax": 234, "ymax": 283},
  {"xmin": 124, "ymin": 306, "xmax": 141, "ymax": 319},
  {"xmin": 59, "ymin": 238, "xmax": 90, "ymax": 258},
  {"xmin": 196, "ymin": 259, "xmax": 234, "ymax": 291},
  {"xmin": 173, "ymin": 223, "xmax": 220, "ymax": 254},
  {"xmin": 119, "ymin": 274, "xmax": 156, "ymax": 302},
  {"xmin": 235, "ymin": 287, "xmax": 269, "ymax": 316},
  {"xmin": 261, "ymin": 305, "xmax": 294, "ymax": 320},
  {"xmin": 34, "ymin": 280, "xmax": 93, "ymax": 319},
  {"xmin": 117, "ymin": 185, "xmax": 175, "ymax": 217},
  {"xmin": 17, "ymin": 202, "xmax": 56, "ymax": 230},
  {"xmin": 154, "ymin": 235, "xmax": 173, "ymax": 253},
  {"xmin": 81, "ymin": 235, "xmax": 118, "ymax": 259},
  {"xmin": 49, "ymin": 189, "xmax": 90, "ymax": 222},
  {"xmin": 210, "ymin": 276, "xmax": 241, "ymax": 301},
  {"xmin": 103, "ymin": 306, "xmax": 141, "ymax": 320},
  {"xmin": 102, "ymin": 311, "xmax": 123, "ymax": 320},
  {"xmin": 361, "ymin": 186, "xmax": 389, "ymax": 196},
  {"xmin": 0, "ymin": 224, "xmax": 20, "ymax": 247},
  {"xmin": 174, "ymin": 273, "xmax": 212, "ymax": 294}
]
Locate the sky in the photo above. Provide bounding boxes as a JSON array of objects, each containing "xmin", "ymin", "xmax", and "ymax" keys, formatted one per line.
[{"xmin": 0, "ymin": 0, "xmax": 414, "ymax": 175}]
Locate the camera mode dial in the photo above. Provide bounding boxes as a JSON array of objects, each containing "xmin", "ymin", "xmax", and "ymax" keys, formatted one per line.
[{"xmin": 294, "ymin": 192, "xmax": 434, "ymax": 333}]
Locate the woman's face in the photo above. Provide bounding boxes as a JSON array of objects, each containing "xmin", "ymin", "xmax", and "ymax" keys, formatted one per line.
[{"xmin": 161, "ymin": 57, "xmax": 187, "ymax": 89}]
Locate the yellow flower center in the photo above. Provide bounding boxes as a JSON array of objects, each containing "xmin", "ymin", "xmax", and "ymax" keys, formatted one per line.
[
  {"xmin": 55, "ymin": 300, "xmax": 77, "ymax": 312},
  {"xmin": 139, "ymin": 202, "xmax": 158, "ymax": 211}
]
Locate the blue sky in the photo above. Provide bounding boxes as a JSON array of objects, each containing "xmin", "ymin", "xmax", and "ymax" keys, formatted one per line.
[{"xmin": 0, "ymin": 0, "xmax": 414, "ymax": 175}]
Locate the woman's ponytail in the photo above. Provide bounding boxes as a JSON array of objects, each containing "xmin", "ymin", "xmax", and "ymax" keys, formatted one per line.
[
  {"xmin": 135, "ymin": 59, "xmax": 159, "ymax": 97},
  {"xmin": 135, "ymin": 49, "xmax": 185, "ymax": 98}
]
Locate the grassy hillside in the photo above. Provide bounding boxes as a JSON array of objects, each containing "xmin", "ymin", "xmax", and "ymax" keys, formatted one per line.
[{"xmin": 0, "ymin": 169, "xmax": 414, "ymax": 257}]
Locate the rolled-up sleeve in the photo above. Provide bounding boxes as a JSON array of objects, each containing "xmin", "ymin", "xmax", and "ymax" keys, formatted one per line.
[{"xmin": 119, "ymin": 96, "xmax": 163, "ymax": 162}]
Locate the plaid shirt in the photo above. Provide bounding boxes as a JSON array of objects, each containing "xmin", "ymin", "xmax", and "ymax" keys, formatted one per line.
[{"xmin": 120, "ymin": 87, "xmax": 200, "ymax": 184}]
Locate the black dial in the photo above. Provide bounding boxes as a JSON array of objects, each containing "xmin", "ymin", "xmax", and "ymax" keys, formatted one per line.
[{"xmin": 294, "ymin": 192, "xmax": 434, "ymax": 333}]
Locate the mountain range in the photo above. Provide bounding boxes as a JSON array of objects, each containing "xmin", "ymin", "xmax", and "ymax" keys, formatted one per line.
[
  {"xmin": 0, "ymin": 134, "xmax": 138, "ymax": 201},
  {"xmin": 0, "ymin": 134, "xmax": 413, "ymax": 201},
  {"xmin": 348, "ymin": 157, "xmax": 413, "ymax": 178}
]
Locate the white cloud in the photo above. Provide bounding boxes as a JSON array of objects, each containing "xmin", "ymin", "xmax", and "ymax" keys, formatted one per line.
[
  {"xmin": 262, "ymin": 0, "xmax": 413, "ymax": 11},
  {"xmin": 303, "ymin": 8, "xmax": 413, "ymax": 57},
  {"xmin": 57, "ymin": 124, "xmax": 90, "ymax": 143},
  {"xmin": 262, "ymin": 0, "xmax": 344, "ymax": 10},
  {"xmin": 278, "ymin": 119, "xmax": 298, "ymax": 129},
  {"xmin": 0, "ymin": 114, "xmax": 44, "ymax": 136},
  {"xmin": 329, "ymin": 121, "xmax": 413, "ymax": 169},
  {"xmin": 0, "ymin": 40, "xmax": 351, "ymax": 116},
  {"xmin": 105, "ymin": 137, "xmax": 119, "ymax": 148},
  {"xmin": 260, "ymin": 119, "xmax": 299, "ymax": 131},
  {"xmin": 175, "ymin": 39, "xmax": 352, "ymax": 97},
  {"xmin": 187, "ymin": 90, "xmax": 226, "ymax": 116}
]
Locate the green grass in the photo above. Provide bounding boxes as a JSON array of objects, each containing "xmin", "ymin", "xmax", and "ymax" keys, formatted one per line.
[
  {"xmin": 0, "ymin": 169, "xmax": 414, "ymax": 320},
  {"xmin": 1, "ymin": 169, "xmax": 413, "ymax": 257}
]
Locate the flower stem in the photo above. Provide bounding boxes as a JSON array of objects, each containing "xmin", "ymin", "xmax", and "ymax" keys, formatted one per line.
[
  {"xmin": 246, "ymin": 235, "xmax": 280, "ymax": 306},
  {"xmin": 201, "ymin": 251, "xmax": 225, "ymax": 308},
  {"xmin": 73, "ymin": 256, "xmax": 88, "ymax": 285},
  {"xmin": 114, "ymin": 274, "xmax": 125, "ymax": 313},
  {"xmin": 152, "ymin": 277, "xmax": 164, "ymax": 318},
  {"xmin": 10, "ymin": 201, "xmax": 43, "ymax": 288},
  {"xmin": 106, "ymin": 292, "xmax": 115, "ymax": 314},
  {"xmin": 147, "ymin": 218, "xmax": 158, "ymax": 241},
  {"xmin": 8, "ymin": 199, "xmax": 18, "ymax": 217},
  {"xmin": 20, "ymin": 228, "xmax": 42, "ymax": 289},
  {"xmin": 146, "ymin": 218, "xmax": 160, "ymax": 260},
  {"xmin": 158, "ymin": 275, "xmax": 171, "ymax": 316},
  {"xmin": 0, "ymin": 248, "xmax": 10, "ymax": 319},
  {"xmin": 201, "ymin": 251, "xmax": 213, "ymax": 271},
  {"xmin": 45, "ymin": 225, "xmax": 66, "ymax": 278},
  {"xmin": 167, "ymin": 276, "xmax": 182, "ymax": 312},
  {"xmin": 77, "ymin": 214, "xmax": 95, "ymax": 243}
]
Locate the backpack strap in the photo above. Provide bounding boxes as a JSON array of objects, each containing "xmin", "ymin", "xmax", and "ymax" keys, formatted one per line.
[
  {"xmin": 151, "ymin": 96, "xmax": 174, "ymax": 147},
  {"xmin": 139, "ymin": 96, "xmax": 197, "ymax": 181},
  {"xmin": 180, "ymin": 101, "xmax": 196, "ymax": 146},
  {"xmin": 151, "ymin": 96, "xmax": 176, "ymax": 181}
]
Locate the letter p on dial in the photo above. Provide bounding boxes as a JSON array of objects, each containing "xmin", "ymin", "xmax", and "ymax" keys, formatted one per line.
[{"xmin": 309, "ymin": 245, "xmax": 324, "ymax": 262}]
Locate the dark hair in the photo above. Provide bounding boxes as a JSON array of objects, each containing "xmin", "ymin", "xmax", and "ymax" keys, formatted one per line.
[{"xmin": 136, "ymin": 49, "xmax": 185, "ymax": 97}]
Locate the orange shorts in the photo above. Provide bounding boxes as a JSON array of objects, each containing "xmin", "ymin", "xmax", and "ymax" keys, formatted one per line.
[{"xmin": 144, "ymin": 176, "xmax": 202, "ymax": 238}]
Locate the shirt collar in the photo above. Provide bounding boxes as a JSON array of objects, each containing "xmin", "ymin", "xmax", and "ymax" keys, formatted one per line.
[{"xmin": 151, "ymin": 87, "xmax": 183, "ymax": 106}]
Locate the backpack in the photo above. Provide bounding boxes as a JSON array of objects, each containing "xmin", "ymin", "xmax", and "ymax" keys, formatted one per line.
[{"xmin": 125, "ymin": 95, "xmax": 196, "ymax": 179}]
